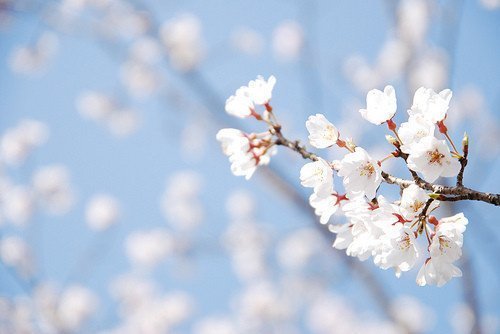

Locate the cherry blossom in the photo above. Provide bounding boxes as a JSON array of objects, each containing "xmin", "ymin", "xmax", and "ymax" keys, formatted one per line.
[
  {"xmin": 409, "ymin": 87, "xmax": 452, "ymax": 123},
  {"xmin": 359, "ymin": 85, "xmax": 397, "ymax": 125},
  {"xmin": 299, "ymin": 158, "xmax": 333, "ymax": 194},
  {"xmin": 305, "ymin": 114, "xmax": 339, "ymax": 149},
  {"xmin": 225, "ymin": 86, "xmax": 254, "ymax": 118},
  {"xmin": 247, "ymin": 75, "xmax": 276, "ymax": 105},
  {"xmin": 406, "ymin": 136, "xmax": 461, "ymax": 182},
  {"xmin": 337, "ymin": 147, "xmax": 382, "ymax": 199},
  {"xmin": 398, "ymin": 114, "xmax": 435, "ymax": 154}
]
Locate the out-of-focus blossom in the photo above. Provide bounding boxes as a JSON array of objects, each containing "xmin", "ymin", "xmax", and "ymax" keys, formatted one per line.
[
  {"xmin": 231, "ymin": 27, "xmax": 264, "ymax": 56},
  {"xmin": 129, "ymin": 37, "xmax": 162, "ymax": 64},
  {"xmin": 0, "ymin": 235, "xmax": 33, "ymax": 277},
  {"xmin": 9, "ymin": 32, "xmax": 59, "ymax": 74},
  {"xmin": 57, "ymin": 285, "xmax": 98, "ymax": 332},
  {"xmin": 1, "ymin": 185, "xmax": 34, "ymax": 226},
  {"xmin": 272, "ymin": 21, "xmax": 303, "ymax": 61},
  {"xmin": 0, "ymin": 119, "xmax": 49, "ymax": 166},
  {"xmin": 85, "ymin": 194, "xmax": 120, "ymax": 231},
  {"xmin": 76, "ymin": 92, "xmax": 140, "ymax": 137},
  {"xmin": 161, "ymin": 171, "xmax": 203, "ymax": 231},
  {"xmin": 276, "ymin": 228, "xmax": 323, "ymax": 271},
  {"xmin": 397, "ymin": 0, "xmax": 429, "ymax": 46},
  {"xmin": 125, "ymin": 229, "xmax": 174, "ymax": 269},
  {"xmin": 408, "ymin": 50, "xmax": 448, "ymax": 92},
  {"xmin": 225, "ymin": 190, "xmax": 255, "ymax": 220},
  {"xmin": 391, "ymin": 296, "xmax": 435, "ymax": 333},
  {"xmin": 120, "ymin": 60, "xmax": 160, "ymax": 98},
  {"xmin": 32, "ymin": 165, "xmax": 75, "ymax": 214},
  {"xmin": 480, "ymin": 0, "xmax": 500, "ymax": 10},
  {"xmin": 193, "ymin": 316, "xmax": 237, "ymax": 334},
  {"xmin": 160, "ymin": 13, "xmax": 204, "ymax": 71}
]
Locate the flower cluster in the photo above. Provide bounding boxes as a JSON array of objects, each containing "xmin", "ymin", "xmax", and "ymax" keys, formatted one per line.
[{"xmin": 217, "ymin": 77, "xmax": 479, "ymax": 287}]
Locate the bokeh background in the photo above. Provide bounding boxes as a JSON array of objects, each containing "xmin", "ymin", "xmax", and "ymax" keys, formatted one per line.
[{"xmin": 1, "ymin": 0, "xmax": 499, "ymax": 333}]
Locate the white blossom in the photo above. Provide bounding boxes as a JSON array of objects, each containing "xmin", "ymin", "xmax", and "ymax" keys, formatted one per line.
[
  {"xmin": 85, "ymin": 194, "xmax": 120, "ymax": 231},
  {"xmin": 398, "ymin": 114, "xmax": 435, "ymax": 154},
  {"xmin": 399, "ymin": 184, "xmax": 438, "ymax": 221},
  {"xmin": 160, "ymin": 13, "xmax": 204, "ymax": 71},
  {"xmin": 57, "ymin": 285, "xmax": 98, "ymax": 332},
  {"xmin": 359, "ymin": 85, "xmax": 397, "ymax": 125},
  {"xmin": 409, "ymin": 87, "xmax": 452, "ymax": 124},
  {"xmin": 272, "ymin": 21, "xmax": 303, "ymax": 61},
  {"xmin": 0, "ymin": 120, "xmax": 48, "ymax": 166},
  {"xmin": 416, "ymin": 213, "xmax": 468, "ymax": 287},
  {"xmin": 338, "ymin": 147, "xmax": 382, "ymax": 199},
  {"xmin": 247, "ymin": 75, "xmax": 276, "ymax": 105},
  {"xmin": 32, "ymin": 165, "xmax": 75, "ymax": 214},
  {"xmin": 309, "ymin": 191, "xmax": 347, "ymax": 225},
  {"xmin": 299, "ymin": 158, "xmax": 333, "ymax": 194},
  {"xmin": 305, "ymin": 114, "xmax": 339, "ymax": 149},
  {"xmin": 125, "ymin": 229, "xmax": 174, "ymax": 269},
  {"xmin": 225, "ymin": 86, "xmax": 254, "ymax": 118},
  {"xmin": 406, "ymin": 136, "xmax": 461, "ymax": 182},
  {"xmin": 216, "ymin": 129, "xmax": 276, "ymax": 180}
]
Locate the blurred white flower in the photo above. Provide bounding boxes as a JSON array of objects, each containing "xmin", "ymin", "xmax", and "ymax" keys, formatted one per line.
[
  {"xmin": 125, "ymin": 229, "xmax": 174, "ymax": 269},
  {"xmin": 193, "ymin": 316, "xmax": 237, "ymax": 334},
  {"xmin": 225, "ymin": 190, "xmax": 255, "ymax": 220},
  {"xmin": 129, "ymin": 37, "xmax": 162, "ymax": 64},
  {"xmin": 120, "ymin": 60, "xmax": 160, "ymax": 98},
  {"xmin": 409, "ymin": 50, "xmax": 448, "ymax": 92},
  {"xmin": 480, "ymin": 0, "xmax": 500, "ymax": 10},
  {"xmin": 397, "ymin": 0, "xmax": 429, "ymax": 46},
  {"xmin": 391, "ymin": 296, "xmax": 435, "ymax": 333},
  {"xmin": 0, "ymin": 119, "xmax": 49, "ymax": 166},
  {"xmin": 231, "ymin": 27, "xmax": 264, "ymax": 56},
  {"xmin": 85, "ymin": 194, "xmax": 120, "ymax": 231},
  {"xmin": 32, "ymin": 165, "xmax": 75, "ymax": 214},
  {"xmin": 160, "ymin": 13, "xmax": 204, "ymax": 71},
  {"xmin": 0, "ymin": 235, "xmax": 33, "ymax": 277},
  {"xmin": 77, "ymin": 91, "xmax": 116, "ymax": 121},
  {"xmin": 272, "ymin": 21, "xmax": 303, "ymax": 61},
  {"xmin": 2, "ymin": 186, "xmax": 34, "ymax": 226},
  {"xmin": 57, "ymin": 285, "xmax": 98, "ymax": 332},
  {"xmin": 9, "ymin": 32, "xmax": 59, "ymax": 74},
  {"xmin": 161, "ymin": 171, "xmax": 203, "ymax": 231},
  {"xmin": 277, "ymin": 228, "xmax": 323, "ymax": 271}
]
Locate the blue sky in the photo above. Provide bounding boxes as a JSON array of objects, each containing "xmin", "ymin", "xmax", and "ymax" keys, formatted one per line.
[{"xmin": 1, "ymin": 0, "xmax": 500, "ymax": 333}]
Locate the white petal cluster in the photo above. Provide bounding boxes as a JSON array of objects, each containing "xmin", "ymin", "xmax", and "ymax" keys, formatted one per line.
[
  {"xmin": 417, "ymin": 213, "xmax": 468, "ymax": 287},
  {"xmin": 410, "ymin": 87, "xmax": 452, "ymax": 123},
  {"xmin": 161, "ymin": 170, "xmax": 203, "ymax": 231},
  {"xmin": 32, "ymin": 165, "xmax": 75, "ymax": 214},
  {"xmin": 406, "ymin": 136, "xmax": 461, "ymax": 182},
  {"xmin": 398, "ymin": 114, "xmax": 435, "ymax": 154},
  {"xmin": 216, "ymin": 129, "xmax": 276, "ymax": 180},
  {"xmin": 305, "ymin": 114, "xmax": 339, "ymax": 149},
  {"xmin": 224, "ymin": 75, "xmax": 276, "ymax": 118},
  {"xmin": 85, "ymin": 194, "xmax": 120, "ymax": 231},
  {"xmin": 359, "ymin": 85, "xmax": 397, "ymax": 125},
  {"xmin": 76, "ymin": 91, "xmax": 140, "ymax": 137},
  {"xmin": 338, "ymin": 147, "xmax": 382, "ymax": 200},
  {"xmin": 0, "ymin": 119, "xmax": 48, "ymax": 166},
  {"xmin": 160, "ymin": 13, "xmax": 204, "ymax": 72}
]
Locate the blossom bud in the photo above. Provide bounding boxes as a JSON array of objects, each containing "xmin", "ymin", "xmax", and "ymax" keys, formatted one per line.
[
  {"xmin": 385, "ymin": 134, "xmax": 399, "ymax": 147},
  {"xmin": 462, "ymin": 132, "xmax": 469, "ymax": 156}
]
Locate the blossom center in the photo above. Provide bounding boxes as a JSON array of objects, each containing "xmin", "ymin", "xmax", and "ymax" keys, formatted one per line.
[
  {"xmin": 359, "ymin": 163, "xmax": 375, "ymax": 177},
  {"xmin": 427, "ymin": 149, "xmax": 445, "ymax": 165},
  {"xmin": 397, "ymin": 234, "xmax": 411, "ymax": 251}
]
